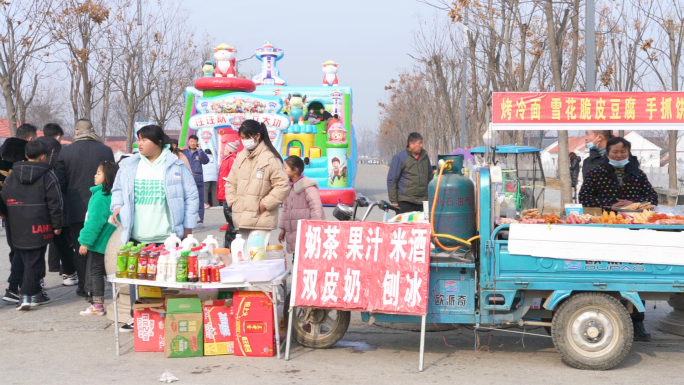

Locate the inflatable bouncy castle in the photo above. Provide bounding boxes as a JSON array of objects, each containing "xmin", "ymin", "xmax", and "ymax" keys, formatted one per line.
[{"xmin": 179, "ymin": 41, "xmax": 356, "ymax": 205}]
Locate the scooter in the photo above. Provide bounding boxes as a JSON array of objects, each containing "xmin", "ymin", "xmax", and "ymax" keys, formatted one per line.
[{"xmin": 285, "ymin": 194, "xmax": 401, "ymax": 348}]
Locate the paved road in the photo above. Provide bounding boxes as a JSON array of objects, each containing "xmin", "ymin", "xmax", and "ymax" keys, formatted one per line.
[{"xmin": 1, "ymin": 164, "xmax": 684, "ymax": 384}]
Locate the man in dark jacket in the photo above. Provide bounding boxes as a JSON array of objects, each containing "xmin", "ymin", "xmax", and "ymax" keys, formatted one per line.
[
  {"xmin": 0, "ymin": 141, "xmax": 62, "ymax": 309},
  {"xmin": 387, "ymin": 132, "xmax": 433, "ymax": 213},
  {"xmin": 182, "ymin": 135, "xmax": 209, "ymax": 227},
  {"xmin": 38, "ymin": 123, "xmax": 77, "ymax": 285},
  {"xmin": 581, "ymin": 130, "xmax": 613, "ymax": 179},
  {"xmin": 0, "ymin": 124, "xmax": 37, "ymax": 303},
  {"xmin": 55, "ymin": 119, "xmax": 114, "ymax": 296}
]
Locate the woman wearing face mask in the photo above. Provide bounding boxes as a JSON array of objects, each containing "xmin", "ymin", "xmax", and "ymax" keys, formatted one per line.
[
  {"xmin": 579, "ymin": 137, "xmax": 657, "ymax": 209},
  {"xmin": 224, "ymin": 120, "xmax": 289, "ymax": 242}
]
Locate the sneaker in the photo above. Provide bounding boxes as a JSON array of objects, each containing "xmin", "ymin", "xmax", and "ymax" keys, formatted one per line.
[
  {"xmin": 204, "ymin": 203, "xmax": 210, "ymax": 209},
  {"xmin": 634, "ymin": 321, "xmax": 652, "ymax": 342},
  {"xmin": 3, "ymin": 288, "xmax": 20, "ymax": 303},
  {"xmin": 219, "ymin": 223, "xmax": 229, "ymax": 232},
  {"xmin": 42, "ymin": 291, "xmax": 50, "ymax": 302},
  {"xmin": 197, "ymin": 222, "xmax": 205, "ymax": 229},
  {"xmin": 16, "ymin": 295, "xmax": 31, "ymax": 311},
  {"xmin": 119, "ymin": 319, "xmax": 134, "ymax": 333},
  {"xmin": 62, "ymin": 273, "xmax": 78, "ymax": 286},
  {"xmin": 30, "ymin": 292, "xmax": 51, "ymax": 307},
  {"xmin": 80, "ymin": 305, "xmax": 105, "ymax": 316}
]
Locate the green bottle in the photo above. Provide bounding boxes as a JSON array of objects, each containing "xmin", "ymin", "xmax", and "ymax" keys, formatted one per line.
[
  {"xmin": 126, "ymin": 246, "xmax": 140, "ymax": 279},
  {"xmin": 115, "ymin": 246, "xmax": 128, "ymax": 278},
  {"xmin": 176, "ymin": 251, "xmax": 189, "ymax": 282}
]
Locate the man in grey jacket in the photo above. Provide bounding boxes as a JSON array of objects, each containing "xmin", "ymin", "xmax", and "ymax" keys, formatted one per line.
[
  {"xmin": 182, "ymin": 135, "xmax": 209, "ymax": 227},
  {"xmin": 387, "ymin": 132, "xmax": 433, "ymax": 213}
]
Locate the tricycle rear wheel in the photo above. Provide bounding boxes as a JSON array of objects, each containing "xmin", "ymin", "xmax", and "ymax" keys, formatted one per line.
[{"xmin": 551, "ymin": 293, "xmax": 633, "ymax": 370}]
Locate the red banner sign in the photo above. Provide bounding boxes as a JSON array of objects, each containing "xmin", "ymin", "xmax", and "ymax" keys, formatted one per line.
[
  {"xmin": 292, "ymin": 221, "xmax": 431, "ymax": 316},
  {"xmin": 492, "ymin": 92, "xmax": 684, "ymax": 130}
]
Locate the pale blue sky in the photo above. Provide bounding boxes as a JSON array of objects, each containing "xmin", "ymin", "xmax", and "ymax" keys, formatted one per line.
[{"xmin": 185, "ymin": 0, "xmax": 437, "ymax": 132}]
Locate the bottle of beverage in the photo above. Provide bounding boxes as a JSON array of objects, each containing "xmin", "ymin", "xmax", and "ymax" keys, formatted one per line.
[
  {"xmin": 201, "ymin": 234, "xmax": 220, "ymax": 253},
  {"xmin": 231, "ymin": 233, "xmax": 246, "ymax": 263},
  {"xmin": 115, "ymin": 246, "xmax": 128, "ymax": 278},
  {"xmin": 248, "ymin": 231, "xmax": 266, "ymax": 261},
  {"xmin": 181, "ymin": 234, "xmax": 200, "ymax": 250},
  {"xmin": 126, "ymin": 246, "xmax": 140, "ymax": 279},
  {"xmin": 137, "ymin": 246, "xmax": 149, "ymax": 280},
  {"xmin": 156, "ymin": 250, "xmax": 169, "ymax": 282},
  {"xmin": 176, "ymin": 251, "xmax": 189, "ymax": 282},
  {"xmin": 166, "ymin": 248, "xmax": 178, "ymax": 283},
  {"xmin": 146, "ymin": 246, "xmax": 160, "ymax": 280},
  {"xmin": 164, "ymin": 234, "xmax": 182, "ymax": 250},
  {"xmin": 199, "ymin": 246, "xmax": 211, "ymax": 269},
  {"xmin": 188, "ymin": 246, "xmax": 200, "ymax": 283}
]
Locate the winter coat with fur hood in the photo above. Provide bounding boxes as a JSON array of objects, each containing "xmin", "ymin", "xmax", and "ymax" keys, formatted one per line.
[
  {"xmin": 279, "ymin": 176, "xmax": 325, "ymax": 253},
  {"xmin": 224, "ymin": 141, "xmax": 290, "ymax": 231}
]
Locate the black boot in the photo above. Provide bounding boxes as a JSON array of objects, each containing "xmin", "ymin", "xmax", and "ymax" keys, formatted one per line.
[{"xmin": 633, "ymin": 321, "xmax": 652, "ymax": 342}]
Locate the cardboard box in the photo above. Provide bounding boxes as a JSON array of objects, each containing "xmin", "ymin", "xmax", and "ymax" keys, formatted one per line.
[
  {"xmin": 138, "ymin": 286, "xmax": 162, "ymax": 299},
  {"xmin": 203, "ymin": 299, "xmax": 234, "ymax": 356},
  {"xmin": 165, "ymin": 296, "xmax": 204, "ymax": 358},
  {"xmin": 133, "ymin": 299, "xmax": 166, "ymax": 352},
  {"xmin": 232, "ymin": 291, "xmax": 274, "ymax": 357},
  {"xmin": 217, "ymin": 291, "xmax": 234, "ymax": 300},
  {"xmin": 565, "ymin": 203, "xmax": 583, "ymax": 217}
]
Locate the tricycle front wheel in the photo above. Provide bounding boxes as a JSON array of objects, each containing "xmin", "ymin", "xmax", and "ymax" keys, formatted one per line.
[
  {"xmin": 285, "ymin": 292, "xmax": 351, "ymax": 348},
  {"xmin": 551, "ymin": 293, "xmax": 633, "ymax": 370}
]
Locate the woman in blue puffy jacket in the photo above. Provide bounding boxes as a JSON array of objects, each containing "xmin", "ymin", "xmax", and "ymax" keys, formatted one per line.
[{"xmin": 111, "ymin": 125, "xmax": 199, "ymax": 244}]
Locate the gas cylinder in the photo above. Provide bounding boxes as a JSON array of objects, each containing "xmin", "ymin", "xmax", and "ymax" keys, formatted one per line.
[{"xmin": 428, "ymin": 154, "xmax": 476, "ymax": 249}]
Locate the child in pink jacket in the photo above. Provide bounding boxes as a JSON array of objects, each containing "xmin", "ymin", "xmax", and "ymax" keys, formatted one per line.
[{"xmin": 278, "ymin": 156, "xmax": 325, "ymax": 254}]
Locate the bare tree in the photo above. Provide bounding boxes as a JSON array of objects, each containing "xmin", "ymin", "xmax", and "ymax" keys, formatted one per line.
[{"xmin": 0, "ymin": 0, "xmax": 55, "ymax": 136}]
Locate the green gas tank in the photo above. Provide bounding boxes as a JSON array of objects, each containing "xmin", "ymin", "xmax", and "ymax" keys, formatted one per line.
[{"xmin": 428, "ymin": 154, "xmax": 476, "ymax": 249}]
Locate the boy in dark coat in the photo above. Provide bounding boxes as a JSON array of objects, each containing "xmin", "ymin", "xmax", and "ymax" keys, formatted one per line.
[{"xmin": 0, "ymin": 141, "xmax": 63, "ymax": 310}]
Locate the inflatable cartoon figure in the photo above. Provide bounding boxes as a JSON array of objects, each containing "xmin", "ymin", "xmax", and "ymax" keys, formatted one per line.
[
  {"xmin": 322, "ymin": 60, "xmax": 339, "ymax": 86},
  {"xmin": 213, "ymin": 43, "xmax": 237, "ymax": 78},
  {"xmin": 252, "ymin": 41, "xmax": 286, "ymax": 86},
  {"xmin": 203, "ymin": 60, "xmax": 215, "ymax": 77},
  {"xmin": 327, "ymin": 123, "xmax": 347, "ymax": 144},
  {"xmin": 286, "ymin": 93, "xmax": 306, "ymax": 124}
]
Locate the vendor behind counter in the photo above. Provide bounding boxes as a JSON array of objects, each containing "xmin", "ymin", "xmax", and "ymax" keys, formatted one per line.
[{"xmin": 579, "ymin": 136, "xmax": 658, "ymax": 209}]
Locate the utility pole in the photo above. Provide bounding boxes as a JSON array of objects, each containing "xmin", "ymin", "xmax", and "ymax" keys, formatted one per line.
[
  {"xmin": 137, "ymin": 0, "xmax": 145, "ymax": 122},
  {"xmin": 460, "ymin": 5, "xmax": 469, "ymax": 149},
  {"xmin": 586, "ymin": 0, "xmax": 595, "ymax": 92}
]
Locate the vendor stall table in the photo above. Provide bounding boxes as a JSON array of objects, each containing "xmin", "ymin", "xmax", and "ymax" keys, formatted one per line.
[{"xmin": 107, "ymin": 271, "xmax": 290, "ymax": 358}]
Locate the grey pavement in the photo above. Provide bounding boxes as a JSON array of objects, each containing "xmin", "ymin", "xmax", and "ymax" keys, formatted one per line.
[{"xmin": 1, "ymin": 164, "xmax": 684, "ymax": 384}]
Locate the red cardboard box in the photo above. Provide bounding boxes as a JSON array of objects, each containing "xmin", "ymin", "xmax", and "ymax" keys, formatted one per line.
[
  {"xmin": 133, "ymin": 299, "xmax": 166, "ymax": 352},
  {"xmin": 203, "ymin": 299, "xmax": 234, "ymax": 356},
  {"xmin": 232, "ymin": 291, "xmax": 274, "ymax": 357}
]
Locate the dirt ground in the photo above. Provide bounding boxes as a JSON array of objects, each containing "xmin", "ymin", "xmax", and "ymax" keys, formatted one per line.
[{"xmin": 545, "ymin": 177, "xmax": 561, "ymax": 190}]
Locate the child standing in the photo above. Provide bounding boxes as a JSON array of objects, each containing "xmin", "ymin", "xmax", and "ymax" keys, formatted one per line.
[
  {"xmin": 78, "ymin": 161, "xmax": 119, "ymax": 315},
  {"xmin": 0, "ymin": 141, "xmax": 63, "ymax": 310},
  {"xmin": 278, "ymin": 156, "xmax": 325, "ymax": 254}
]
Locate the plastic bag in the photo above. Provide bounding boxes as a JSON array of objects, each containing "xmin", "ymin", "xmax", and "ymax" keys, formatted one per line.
[{"xmin": 158, "ymin": 371, "xmax": 179, "ymax": 383}]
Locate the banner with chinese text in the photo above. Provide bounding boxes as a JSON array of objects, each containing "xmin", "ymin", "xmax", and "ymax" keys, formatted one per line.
[
  {"xmin": 291, "ymin": 221, "xmax": 431, "ymax": 316},
  {"xmin": 492, "ymin": 92, "xmax": 684, "ymax": 130}
]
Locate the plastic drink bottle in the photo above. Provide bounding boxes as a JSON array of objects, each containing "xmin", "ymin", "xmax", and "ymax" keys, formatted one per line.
[
  {"xmin": 202, "ymin": 234, "xmax": 220, "ymax": 253},
  {"xmin": 176, "ymin": 251, "xmax": 189, "ymax": 282},
  {"xmin": 188, "ymin": 247, "xmax": 200, "ymax": 283},
  {"xmin": 230, "ymin": 233, "xmax": 246, "ymax": 263},
  {"xmin": 126, "ymin": 246, "xmax": 140, "ymax": 279},
  {"xmin": 198, "ymin": 246, "xmax": 211, "ymax": 269},
  {"xmin": 137, "ymin": 246, "xmax": 150, "ymax": 280},
  {"xmin": 248, "ymin": 231, "xmax": 266, "ymax": 261},
  {"xmin": 156, "ymin": 250, "xmax": 169, "ymax": 282},
  {"xmin": 164, "ymin": 234, "xmax": 182, "ymax": 250},
  {"xmin": 115, "ymin": 246, "xmax": 128, "ymax": 278},
  {"xmin": 167, "ymin": 248, "xmax": 178, "ymax": 283},
  {"xmin": 181, "ymin": 234, "xmax": 200, "ymax": 249},
  {"xmin": 146, "ymin": 247, "xmax": 160, "ymax": 280}
]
